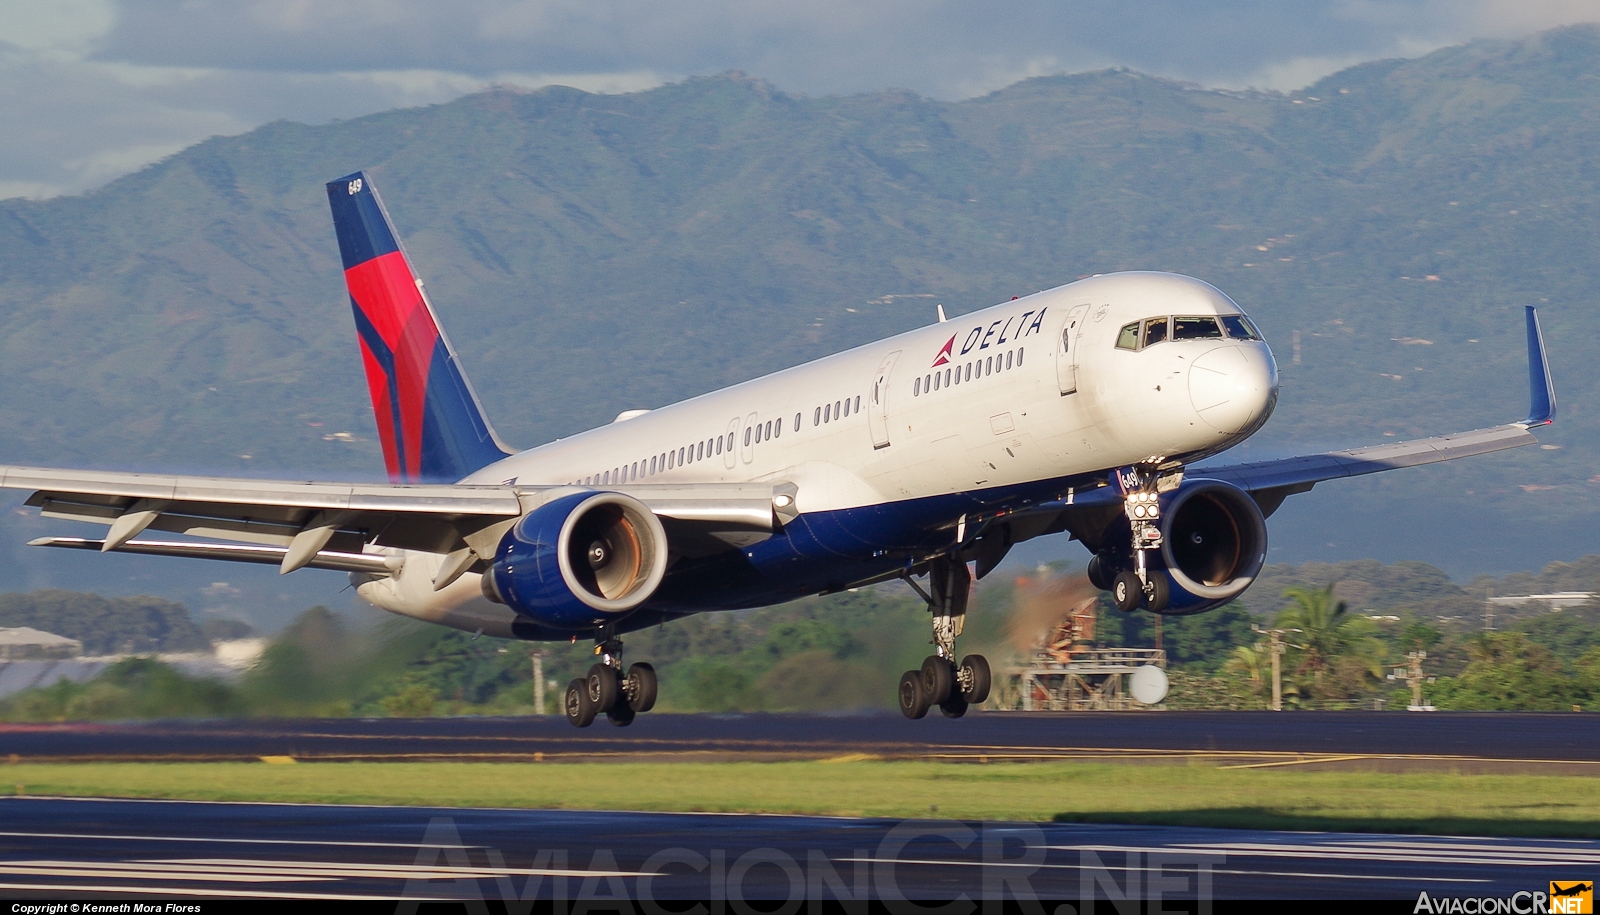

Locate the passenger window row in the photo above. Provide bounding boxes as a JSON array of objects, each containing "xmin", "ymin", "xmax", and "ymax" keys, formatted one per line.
[
  {"xmin": 913, "ymin": 347, "xmax": 1025, "ymax": 397},
  {"xmin": 812, "ymin": 395, "xmax": 861, "ymax": 427},
  {"xmin": 573, "ymin": 394, "xmax": 864, "ymax": 486},
  {"xmin": 745, "ymin": 411, "xmax": 798, "ymax": 447},
  {"xmin": 572, "ymin": 429, "xmax": 737, "ymax": 486},
  {"xmin": 1115, "ymin": 314, "xmax": 1260, "ymax": 351}
]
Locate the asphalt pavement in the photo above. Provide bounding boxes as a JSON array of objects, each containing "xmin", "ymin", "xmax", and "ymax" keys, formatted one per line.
[
  {"xmin": 4, "ymin": 711, "xmax": 1598, "ymax": 772},
  {"xmin": 0, "ymin": 796, "xmax": 1594, "ymax": 902}
]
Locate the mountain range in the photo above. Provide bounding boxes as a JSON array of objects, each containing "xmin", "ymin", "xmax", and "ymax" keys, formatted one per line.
[{"xmin": 3, "ymin": 26, "xmax": 1600, "ymax": 625}]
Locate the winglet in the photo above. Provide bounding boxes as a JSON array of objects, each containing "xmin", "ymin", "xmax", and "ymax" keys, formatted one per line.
[{"xmin": 1524, "ymin": 305, "xmax": 1556, "ymax": 426}]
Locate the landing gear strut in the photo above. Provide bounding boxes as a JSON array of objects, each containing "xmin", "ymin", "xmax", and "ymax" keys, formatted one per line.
[
  {"xmin": 564, "ymin": 629, "xmax": 658, "ymax": 728},
  {"xmin": 898, "ymin": 556, "xmax": 991, "ymax": 719},
  {"xmin": 1106, "ymin": 465, "xmax": 1172, "ymax": 613}
]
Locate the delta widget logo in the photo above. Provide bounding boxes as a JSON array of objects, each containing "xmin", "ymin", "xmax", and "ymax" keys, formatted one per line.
[{"xmin": 928, "ymin": 305, "xmax": 1051, "ymax": 369}]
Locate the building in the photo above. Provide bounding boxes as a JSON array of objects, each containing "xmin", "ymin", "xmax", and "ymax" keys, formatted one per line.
[
  {"xmin": 0, "ymin": 626, "xmax": 82, "ymax": 661},
  {"xmin": 1487, "ymin": 592, "xmax": 1596, "ymax": 610}
]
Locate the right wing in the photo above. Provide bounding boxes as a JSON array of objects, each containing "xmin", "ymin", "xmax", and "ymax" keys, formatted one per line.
[
  {"xmin": 1193, "ymin": 304, "xmax": 1554, "ymax": 514},
  {"xmin": 991, "ymin": 305, "xmax": 1555, "ymax": 562}
]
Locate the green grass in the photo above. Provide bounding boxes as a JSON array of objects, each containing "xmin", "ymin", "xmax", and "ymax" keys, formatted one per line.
[{"xmin": 6, "ymin": 760, "xmax": 1600, "ymax": 838}]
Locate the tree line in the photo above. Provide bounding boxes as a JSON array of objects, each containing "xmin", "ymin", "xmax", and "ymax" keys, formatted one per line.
[{"xmin": 3, "ymin": 551, "xmax": 1599, "ymax": 719}]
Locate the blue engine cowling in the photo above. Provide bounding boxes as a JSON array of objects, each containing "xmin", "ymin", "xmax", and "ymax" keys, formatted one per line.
[
  {"xmin": 481, "ymin": 491, "xmax": 669, "ymax": 630},
  {"xmin": 1151, "ymin": 479, "xmax": 1269, "ymax": 615}
]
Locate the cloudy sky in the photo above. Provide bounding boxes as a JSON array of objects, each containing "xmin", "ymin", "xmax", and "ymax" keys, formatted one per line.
[{"xmin": 2, "ymin": 0, "xmax": 1597, "ymax": 200}]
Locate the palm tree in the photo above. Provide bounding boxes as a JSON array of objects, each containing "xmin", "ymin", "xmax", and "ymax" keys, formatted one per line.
[
  {"xmin": 1225, "ymin": 643, "xmax": 1268, "ymax": 687},
  {"xmin": 1223, "ymin": 642, "xmax": 1275, "ymax": 707},
  {"xmin": 1274, "ymin": 584, "xmax": 1385, "ymax": 698}
]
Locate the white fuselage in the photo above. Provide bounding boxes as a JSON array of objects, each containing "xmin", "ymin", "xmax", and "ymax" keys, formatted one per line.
[
  {"xmin": 465, "ymin": 271, "xmax": 1276, "ymax": 503},
  {"xmin": 360, "ymin": 271, "xmax": 1278, "ymax": 633}
]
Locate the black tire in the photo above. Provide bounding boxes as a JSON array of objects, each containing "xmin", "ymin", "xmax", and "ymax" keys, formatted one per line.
[
  {"xmin": 959, "ymin": 654, "xmax": 991, "ymax": 704},
  {"xmin": 898, "ymin": 670, "xmax": 930, "ymax": 719},
  {"xmin": 1146, "ymin": 572, "xmax": 1170, "ymax": 614},
  {"xmin": 606, "ymin": 703, "xmax": 637, "ymax": 727},
  {"xmin": 1112, "ymin": 570, "xmax": 1144, "ymax": 612},
  {"xmin": 626, "ymin": 662, "xmax": 658, "ymax": 713},
  {"xmin": 586, "ymin": 663, "xmax": 619, "ymax": 712},
  {"xmin": 1086, "ymin": 555, "xmax": 1112, "ymax": 591},
  {"xmin": 564, "ymin": 678, "xmax": 596, "ymax": 728},
  {"xmin": 940, "ymin": 695, "xmax": 969, "ymax": 718},
  {"xmin": 920, "ymin": 655, "xmax": 954, "ymax": 705}
]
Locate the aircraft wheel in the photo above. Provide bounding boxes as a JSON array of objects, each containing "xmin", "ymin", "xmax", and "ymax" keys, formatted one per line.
[
  {"xmin": 939, "ymin": 695, "xmax": 969, "ymax": 719},
  {"xmin": 586, "ymin": 663, "xmax": 619, "ymax": 712},
  {"xmin": 898, "ymin": 670, "xmax": 930, "ymax": 719},
  {"xmin": 626, "ymin": 662, "xmax": 658, "ymax": 713},
  {"xmin": 1112, "ymin": 571, "xmax": 1143, "ymax": 612},
  {"xmin": 1145, "ymin": 573, "xmax": 1170, "ymax": 614},
  {"xmin": 564, "ymin": 678, "xmax": 596, "ymax": 728},
  {"xmin": 920, "ymin": 655, "xmax": 954, "ymax": 705},
  {"xmin": 959, "ymin": 654, "xmax": 991, "ymax": 704},
  {"xmin": 1086, "ymin": 555, "xmax": 1112, "ymax": 591},
  {"xmin": 606, "ymin": 703, "xmax": 637, "ymax": 727}
]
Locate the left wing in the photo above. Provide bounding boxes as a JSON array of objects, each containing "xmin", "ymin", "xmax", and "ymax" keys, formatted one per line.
[
  {"xmin": 4, "ymin": 466, "xmax": 524, "ymax": 572},
  {"xmin": 2, "ymin": 465, "xmax": 793, "ymax": 575}
]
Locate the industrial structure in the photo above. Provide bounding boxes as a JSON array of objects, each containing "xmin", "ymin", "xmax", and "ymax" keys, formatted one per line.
[{"xmin": 1008, "ymin": 579, "xmax": 1167, "ymax": 711}]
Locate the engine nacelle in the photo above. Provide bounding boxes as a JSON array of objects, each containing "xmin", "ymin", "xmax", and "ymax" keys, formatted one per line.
[
  {"xmin": 481, "ymin": 491, "xmax": 669, "ymax": 630},
  {"xmin": 1153, "ymin": 479, "xmax": 1268, "ymax": 615}
]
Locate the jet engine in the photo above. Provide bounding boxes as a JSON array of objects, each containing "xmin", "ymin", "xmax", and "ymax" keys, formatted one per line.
[
  {"xmin": 1087, "ymin": 478, "xmax": 1268, "ymax": 615},
  {"xmin": 1154, "ymin": 480, "xmax": 1268, "ymax": 614},
  {"xmin": 481, "ymin": 491, "xmax": 669, "ymax": 630}
]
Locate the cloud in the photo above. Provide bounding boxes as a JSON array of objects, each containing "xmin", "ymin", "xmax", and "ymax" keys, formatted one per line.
[
  {"xmin": 0, "ymin": 38, "xmax": 666, "ymax": 198},
  {"xmin": 1364, "ymin": 0, "xmax": 1600, "ymax": 37},
  {"xmin": 1, "ymin": 1, "xmax": 1597, "ymax": 198},
  {"xmin": 84, "ymin": 1, "xmax": 1401, "ymax": 92},
  {"xmin": 86, "ymin": 1, "xmax": 1600, "ymax": 96}
]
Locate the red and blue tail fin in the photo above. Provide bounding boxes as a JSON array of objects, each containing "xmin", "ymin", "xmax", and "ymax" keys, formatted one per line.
[{"xmin": 326, "ymin": 171, "xmax": 512, "ymax": 483}]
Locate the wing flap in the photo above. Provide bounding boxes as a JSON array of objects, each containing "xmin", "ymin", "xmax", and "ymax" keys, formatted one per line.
[
  {"xmin": 2, "ymin": 465, "xmax": 525, "ymax": 515},
  {"xmin": 29, "ymin": 536, "xmax": 393, "ymax": 574}
]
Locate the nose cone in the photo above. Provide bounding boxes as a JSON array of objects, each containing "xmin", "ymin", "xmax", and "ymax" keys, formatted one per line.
[{"xmin": 1188, "ymin": 344, "xmax": 1277, "ymax": 434}]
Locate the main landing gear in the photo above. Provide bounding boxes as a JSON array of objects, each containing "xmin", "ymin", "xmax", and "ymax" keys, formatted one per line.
[
  {"xmin": 898, "ymin": 556, "xmax": 992, "ymax": 719},
  {"xmin": 564, "ymin": 632, "xmax": 657, "ymax": 728}
]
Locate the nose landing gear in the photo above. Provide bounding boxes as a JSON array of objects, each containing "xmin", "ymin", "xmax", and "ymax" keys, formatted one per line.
[
  {"xmin": 898, "ymin": 556, "xmax": 992, "ymax": 719},
  {"xmin": 564, "ymin": 629, "xmax": 658, "ymax": 728},
  {"xmin": 1093, "ymin": 465, "xmax": 1174, "ymax": 614}
]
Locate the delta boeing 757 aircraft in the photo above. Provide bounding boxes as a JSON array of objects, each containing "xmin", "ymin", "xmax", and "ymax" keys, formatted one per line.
[{"xmin": 0, "ymin": 172, "xmax": 1556, "ymax": 726}]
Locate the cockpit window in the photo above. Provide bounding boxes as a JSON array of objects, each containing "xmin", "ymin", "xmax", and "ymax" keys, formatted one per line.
[
  {"xmin": 1173, "ymin": 316, "xmax": 1224, "ymax": 340},
  {"xmin": 1116, "ymin": 322, "xmax": 1139, "ymax": 350},
  {"xmin": 1142, "ymin": 317, "xmax": 1169, "ymax": 347},
  {"xmin": 1219, "ymin": 314, "xmax": 1261, "ymax": 340}
]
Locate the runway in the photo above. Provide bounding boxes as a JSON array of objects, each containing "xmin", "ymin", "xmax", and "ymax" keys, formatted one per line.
[
  {"xmin": 5, "ymin": 710, "xmax": 1600, "ymax": 773},
  {"xmin": 0, "ymin": 796, "xmax": 1595, "ymax": 901}
]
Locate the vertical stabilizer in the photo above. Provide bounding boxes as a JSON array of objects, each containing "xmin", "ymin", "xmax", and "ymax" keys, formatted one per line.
[{"xmin": 326, "ymin": 172, "xmax": 513, "ymax": 483}]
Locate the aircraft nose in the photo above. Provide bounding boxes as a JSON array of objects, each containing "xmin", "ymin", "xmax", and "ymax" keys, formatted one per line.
[{"xmin": 1188, "ymin": 344, "xmax": 1277, "ymax": 434}]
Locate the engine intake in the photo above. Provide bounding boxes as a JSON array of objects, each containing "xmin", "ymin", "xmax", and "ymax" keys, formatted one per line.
[
  {"xmin": 482, "ymin": 491, "xmax": 668, "ymax": 630},
  {"xmin": 1155, "ymin": 479, "xmax": 1268, "ymax": 614}
]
